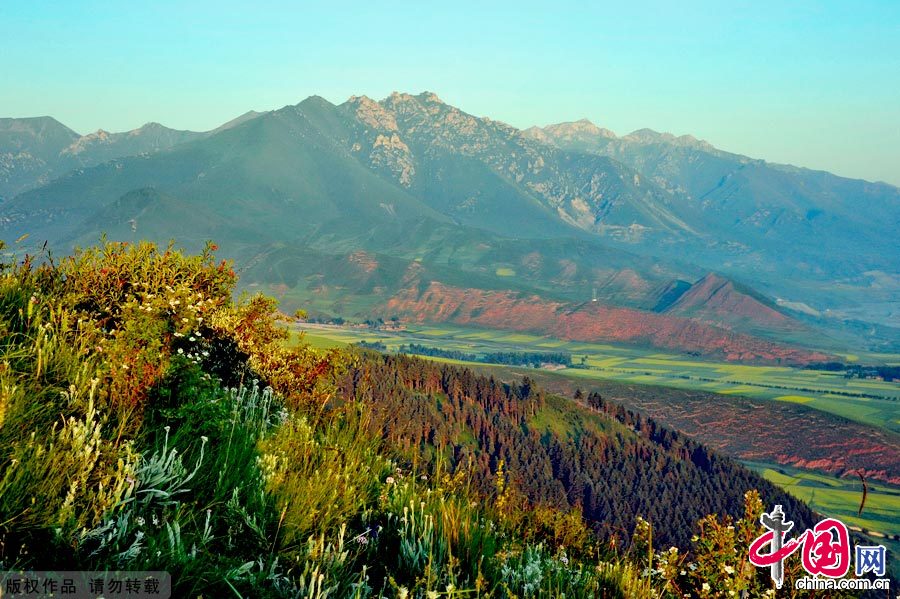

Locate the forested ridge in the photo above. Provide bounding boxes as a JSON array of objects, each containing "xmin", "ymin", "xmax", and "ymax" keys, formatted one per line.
[{"xmin": 340, "ymin": 354, "xmax": 816, "ymax": 549}]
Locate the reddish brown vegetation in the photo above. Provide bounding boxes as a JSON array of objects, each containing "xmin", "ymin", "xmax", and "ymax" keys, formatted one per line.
[
  {"xmin": 386, "ymin": 282, "xmax": 830, "ymax": 364},
  {"xmin": 665, "ymin": 273, "xmax": 797, "ymax": 331},
  {"xmin": 347, "ymin": 250, "xmax": 379, "ymax": 273}
]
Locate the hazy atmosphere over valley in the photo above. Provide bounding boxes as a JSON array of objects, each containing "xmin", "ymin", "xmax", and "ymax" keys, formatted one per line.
[{"xmin": 1, "ymin": 2, "xmax": 898, "ymax": 597}]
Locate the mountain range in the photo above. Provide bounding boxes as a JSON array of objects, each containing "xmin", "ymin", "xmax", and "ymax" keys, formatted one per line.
[{"xmin": 1, "ymin": 92, "xmax": 897, "ymax": 359}]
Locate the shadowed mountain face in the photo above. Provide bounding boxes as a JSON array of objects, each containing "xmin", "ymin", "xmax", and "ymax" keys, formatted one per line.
[
  {"xmin": 0, "ymin": 93, "xmax": 896, "ymax": 356},
  {"xmin": 0, "ymin": 117, "xmax": 81, "ymax": 198},
  {"xmin": 0, "ymin": 112, "xmax": 266, "ymax": 200},
  {"xmin": 59, "ymin": 123, "xmax": 205, "ymax": 165}
]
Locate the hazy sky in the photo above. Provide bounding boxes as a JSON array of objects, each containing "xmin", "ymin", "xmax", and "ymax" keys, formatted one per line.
[{"xmin": 3, "ymin": 1, "xmax": 898, "ymax": 185}]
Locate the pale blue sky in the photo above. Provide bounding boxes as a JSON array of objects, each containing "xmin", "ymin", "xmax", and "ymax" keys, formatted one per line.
[{"xmin": 2, "ymin": 1, "xmax": 898, "ymax": 185}]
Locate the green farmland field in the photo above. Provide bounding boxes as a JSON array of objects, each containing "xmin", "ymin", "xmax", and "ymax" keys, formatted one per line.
[{"xmin": 745, "ymin": 461, "xmax": 900, "ymax": 540}]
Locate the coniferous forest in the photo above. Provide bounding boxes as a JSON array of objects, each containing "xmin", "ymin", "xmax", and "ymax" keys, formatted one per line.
[{"xmin": 340, "ymin": 353, "xmax": 816, "ymax": 550}]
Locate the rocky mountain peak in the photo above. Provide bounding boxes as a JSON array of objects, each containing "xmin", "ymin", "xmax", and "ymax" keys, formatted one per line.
[
  {"xmin": 62, "ymin": 130, "xmax": 111, "ymax": 155},
  {"xmin": 135, "ymin": 122, "xmax": 167, "ymax": 133},
  {"xmin": 417, "ymin": 91, "xmax": 445, "ymax": 105},
  {"xmin": 346, "ymin": 94, "xmax": 399, "ymax": 132},
  {"xmin": 384, "ymin": 91, "xmax": 444, "ymax": 106},
  {"xmin": 381, "ymin": 92, "xmax": 431, "ymax": 117},
  {"xmin": 547, "ymin": 119, "xmax": 616, "ymax": 139},
  {"xmin": 347, "ymin": 94, "xmax": 375, "ymax": 105},
  {"xmin": 521, "ymin": 126, "xmax": 549, "ymax": 143},
  {"xmin": 624, "ymin": 128, "xmax": 713, "ymax": 150},
  {"xmin": 521, "ymin": 120, "xmax": 617, "ymax": 146},
  {"xmin": 381, "ymin": 92, "xmax": 460, "ymax": 124}
]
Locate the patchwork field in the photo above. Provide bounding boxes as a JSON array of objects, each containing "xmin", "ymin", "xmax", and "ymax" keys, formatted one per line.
[{"xmin": 746, "ymin": 461, "xmax": 900, "ymax": 537}]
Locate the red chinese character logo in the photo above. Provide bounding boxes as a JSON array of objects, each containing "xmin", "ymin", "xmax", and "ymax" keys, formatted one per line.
[
  {"xmin": 800, "ymin": 518, "xmax": 850, "ymax": 577},
  {"xmin": 749, "ymin": 506, "xmax": 851, "ymax": 587}
]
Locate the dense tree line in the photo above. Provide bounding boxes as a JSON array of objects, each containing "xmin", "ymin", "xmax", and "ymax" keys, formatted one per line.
[
  {"xmin": 356, "ymin": 340, "xmax": 388, "ymax": 351},
  {"xmin": 806, "ymin": 361, "xmax": 900, "ymax": 382},
  {"xmin": 481, "ymin": 350, "xmax": 572, "ymax": 367},
  {"xmin": 338, "ymin": 352, "xmax": 816, "ymax": 549},
  {"xmin": 394, "ymin": 343, "xmax": 572, "ymax": 368}
]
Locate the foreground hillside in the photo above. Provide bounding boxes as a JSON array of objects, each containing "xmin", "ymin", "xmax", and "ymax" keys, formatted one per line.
[{"xmin": 1, "ymin": 240, "xmax": 867, "ymax": 597}]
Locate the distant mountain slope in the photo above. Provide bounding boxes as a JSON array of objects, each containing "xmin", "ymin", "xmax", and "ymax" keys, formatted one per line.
[
  {"xmin": 0, "ymin": 98, "xmax": 457, "ymax": 248},
  {"xmin": 0, "ymin": 116, "xmax": 80, "ymax": 198},
  {"xmin": 0, "ymin": 116, "xmax": 80, "ymax": 160},
  {"xmin": 659, "ymin": 272, "xmax": 800, "ymax": 333},
  {"xmin": 338, "ymin": 92, "xmax": 694, "ymax": 241},
  {"xmin": 0, "ymin": 111, "xmax": 267, "ymax": 200},
  {"xmin": 2, "ymin": 94, "xmax": 696, "ymax": 261},
  {"xmin": 59, "ymin": 122, "xmax": 206, "ymax": 164},
  {"xmin": 385, "ymin": 281, "xmax": 829, "ymax": 364},
  {"xmin": 525, "ymin": 120, "xmax": 900, "ymax": 327},
  {"xmin": 0, "ymin": 102, "xmax": 690, "ymax": 297}
]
